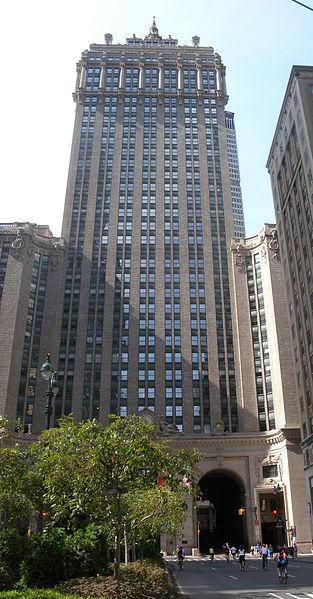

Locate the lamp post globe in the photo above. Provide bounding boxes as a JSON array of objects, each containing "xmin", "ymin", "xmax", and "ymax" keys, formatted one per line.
[{"xmin": 41, "ymin": 353, "xmax": 58, "ymax": 430}]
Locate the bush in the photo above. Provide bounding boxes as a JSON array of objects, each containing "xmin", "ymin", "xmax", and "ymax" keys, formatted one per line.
[
  {"xmin": 0, "ymin": 529, "xmax": 28, "ymax": 590},
  {"xmin": 57, "ymin": 559, "xmax": 177, "ymax": 599},
  {"xmin": 20, "ymin": 525, "xmax": 110, "ymax": 589},
  {"xmin": 64, "ymin": 525, "xmax": 110, "ymax": 579},
  {"xmin": 20, "ymin": 528, "xmax": 67, "ymax": 588},
  {"xmin": 0, "ymin": 591, "xmax": 84, "ymax": 599}
]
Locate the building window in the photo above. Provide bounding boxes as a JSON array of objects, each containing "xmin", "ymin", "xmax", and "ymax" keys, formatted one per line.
[{"xmin": 263, "ymin": 465, "xmax": 278, "ymax": 479}]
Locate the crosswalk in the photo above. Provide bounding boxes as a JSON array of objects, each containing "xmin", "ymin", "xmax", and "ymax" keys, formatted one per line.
[{"xmin": 268, "ymin": 594, "xmax": 313, "ymax": 599}]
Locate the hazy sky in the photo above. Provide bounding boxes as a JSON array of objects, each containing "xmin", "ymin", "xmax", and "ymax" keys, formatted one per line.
[{"xmin": 1, "ymin": 0, "xmax": 312, "ymax": 237}]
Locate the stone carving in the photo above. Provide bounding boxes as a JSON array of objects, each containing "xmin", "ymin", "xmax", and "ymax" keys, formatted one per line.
[
  {"xmin": 234, "ymin": 244, "xmax": 246, "ymax": 272},
  {"xmin": 10, "ymin": 224, "xmax": 64, "ymax": 267},
  {"xmin": 268, "ymin": 228, "xmax": 279, "ymax": 260},
  {"xmin": 11, "ymin": 227, "xmax": 25, "ymax": 253},
  {"xmin": 213, "ymin": 420, "xmax": 225, "ymax": 435},
  {"xmin": 262, "ymin": 453, "xmax": 280, "ymax": 466},
  {"xmin": 156, "ymin": 417, "xmax": 179, "ymax": 436}
]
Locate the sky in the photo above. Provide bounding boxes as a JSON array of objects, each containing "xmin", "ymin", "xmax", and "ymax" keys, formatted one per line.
[{"xmin": 0, "ymin": 0, "xmax": 312, "ymax": 238}]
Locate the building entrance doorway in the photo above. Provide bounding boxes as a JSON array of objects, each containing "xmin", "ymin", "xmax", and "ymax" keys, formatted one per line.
[{"xmin": 197, "ymin": 470, "xmax": 247, "ymax": 553}]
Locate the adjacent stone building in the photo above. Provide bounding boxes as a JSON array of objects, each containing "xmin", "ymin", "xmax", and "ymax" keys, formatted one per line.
[{"xmin": 267, "ymin": 65, "xmax": 313, "ymax": 542}]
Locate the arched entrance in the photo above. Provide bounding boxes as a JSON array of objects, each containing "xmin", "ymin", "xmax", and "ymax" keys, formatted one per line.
[{"xmin": 197, "ymin": 470, "xmax": 247, "ymax": 553}]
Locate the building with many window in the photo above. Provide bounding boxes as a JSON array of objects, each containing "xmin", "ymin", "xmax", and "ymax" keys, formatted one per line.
[
  {"xmin": 267, "ymin": 65, "xmax": 313, "ymax": 540},
  {"xmin": 225, "ymin": 111, "xmax": 245, "ymax": 237},
  {"xmin": 0, "ymin": 24, "xmax": 311, "ymax": 552}
]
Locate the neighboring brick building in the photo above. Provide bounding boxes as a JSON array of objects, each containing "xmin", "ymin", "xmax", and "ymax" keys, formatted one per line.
[
  {"xmin": 0, "ymin": 25, "xmax": 311, "ymax": 552},
  {"xmin": 0, "ymin": 223, "xmax": 64, "ymax": 432}
]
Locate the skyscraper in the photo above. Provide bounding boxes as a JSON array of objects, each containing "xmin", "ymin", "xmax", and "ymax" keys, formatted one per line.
[
  {"xmin": 267, "ymin": 65, "xmax": 313, "ymax": 538},
  {"xmin": 0, "ymin": 23, "xmax": 311, "ymax": 552},
  {"xmin": 225, "ymin": 111, "xmax": 245, "ymax": 237},
  {"xmin": 58, "ymin": 19, "xmax": 238, "ymax": 434}
]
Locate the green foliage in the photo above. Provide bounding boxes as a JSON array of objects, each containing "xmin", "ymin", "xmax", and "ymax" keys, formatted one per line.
[
  {"xmin": 64, "ymin": 525, "xmax": 110, "ymax": 579},
  {"xmin": 0, "ymin": 591, "xmax": 84, "ymax": 599},
  {"xmin": 20, "ymin": 528, "xmax": 67, "ymax": 588},
  {"xmin": 124, "ymin": 487, "xmax": 187, "ymax": 545},
  {"xmin": 19, "ymin": 525, "xmax": 110, "ymax": 589},
  {"xmin": 0, "ymin": 417, "xmax": 11, "ymax": 446},
  {"xmin": 30, "ymin": 414, "xmax": 200, "ymax": 578},
  {"xmin": 0, "ymin": 448, "xmax": 36, "ymax": 528},
  {"xmin": 0, "ymin": 529, "xmax": 28, "ymax": 590}
]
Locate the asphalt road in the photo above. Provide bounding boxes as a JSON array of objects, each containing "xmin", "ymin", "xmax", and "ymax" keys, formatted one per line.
[{"xmin": 165, "ymin": 554, "xmax": 313, "ymax": 599}]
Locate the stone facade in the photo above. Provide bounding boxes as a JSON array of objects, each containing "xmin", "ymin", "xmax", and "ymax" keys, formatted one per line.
[{"xmin": 267, "ymin": 66, "xmax": 313, "ymax": 543}]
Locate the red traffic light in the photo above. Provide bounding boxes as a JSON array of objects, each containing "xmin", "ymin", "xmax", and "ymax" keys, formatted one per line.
[{"xmin": 41, "ymin": 511, "xmax": 48, "ymax": 520}]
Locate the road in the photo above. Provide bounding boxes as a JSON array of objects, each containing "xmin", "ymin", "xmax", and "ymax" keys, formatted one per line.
[{"xmin": 165, "ymin": 554, "xmax": 313, "ymax": 599}]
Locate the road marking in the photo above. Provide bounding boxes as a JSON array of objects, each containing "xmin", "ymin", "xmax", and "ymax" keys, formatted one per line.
[
  {"xmin": 211, "ymin": 567, "xmax": 217, "ymax": 570},
  {"xmin": 249, "ymin": 565, "xmax": 258, "ymax": 569},
  {"xmin": 286, "ymin": 594, "xmax": 310, "ymax": 598},
  {"xmin": 269, "ymin": 594, "xmax": 284, "ymax": 599},
  {"xmin": 229, "ymin": 575, "xmax": 238, "ymax": 580}
]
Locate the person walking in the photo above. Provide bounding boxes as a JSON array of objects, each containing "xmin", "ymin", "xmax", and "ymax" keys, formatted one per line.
[
  {"xmin": 268, "ymin": 544, "xmax": 274, "ymax": 558},
  {"xmin": 176, "ymin": 546, "xmax": 185, "ymax": 570},
  {"xmin": 209, "ymin": 546, "xmax": 214, "ymax": 561},
  {"xmin": 293, "ymin": 542, "xmax": 298, "ymax": 559},
  {"xmin": 223, "ymin": 543, "xmax": 230, "ymax": 563},
  {"xmin": 261, "ymin": 543, "xmax": 268, "ymax": 570}
]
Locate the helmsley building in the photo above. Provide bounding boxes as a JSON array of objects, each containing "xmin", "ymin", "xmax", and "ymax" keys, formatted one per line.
[{"xmin": 0, "ymin": 20, "xmax": 311, "ymax": 553}]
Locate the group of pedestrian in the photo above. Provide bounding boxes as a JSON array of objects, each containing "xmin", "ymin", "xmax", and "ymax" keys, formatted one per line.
[{"xmin": 251, "ymin": 541, "xmax": 297, "ymax": 560}]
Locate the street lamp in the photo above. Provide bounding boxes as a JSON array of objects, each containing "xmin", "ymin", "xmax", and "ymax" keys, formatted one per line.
[
  {"xmin": 40, "ymin": 353, "xmax": 59, "ymax": 430},
  {"xmin": 273, "ymin": 483, "xmax": 284, "ymax": 548}
]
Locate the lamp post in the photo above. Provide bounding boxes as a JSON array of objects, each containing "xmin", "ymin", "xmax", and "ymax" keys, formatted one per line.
[
  {"xmin": 273, "ymin": 483, "xmax": 283, "ymax": 548},
  {"xmin": 40, "ymin": 353, "xmax": 59, "ymax": 430}
]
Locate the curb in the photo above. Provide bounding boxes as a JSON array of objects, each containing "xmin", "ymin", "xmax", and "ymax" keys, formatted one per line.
[{"xmin": 164, "ymin": 559, "xmax": 190, "ymax": 599}]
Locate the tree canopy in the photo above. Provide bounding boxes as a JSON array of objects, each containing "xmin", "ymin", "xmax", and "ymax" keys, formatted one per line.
[{"xmin": 31, "ymin": 414, "xmax": 200, "ymax": 576}]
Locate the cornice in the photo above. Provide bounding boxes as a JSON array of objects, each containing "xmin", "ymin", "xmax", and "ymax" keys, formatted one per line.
[{"xmin": 166, "ymin": 427, "xmax": 301, "ymax": 450}]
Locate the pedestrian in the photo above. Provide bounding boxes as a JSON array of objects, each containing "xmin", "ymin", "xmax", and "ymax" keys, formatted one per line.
[
  {"xmin": 250, "ymin": 544, "xmax": 254, "ymax": 556},
  {"xmin": 230, "ymin": 545, "xmax": 237, "ymax": 559},
  {"xmin": 224, "ymin": 543, "xmax": 230, "ymax": 563},
  {"xmin": 293, "ymin": 542, "xmax": 297, "ymax": 559},
  {"xmin": 255, "ymin": 542, "xmax": 259, "ymax": 556},
  {"xmin": 209, "ymin": 546, "xmax": 214, "ymax": 561},
  {"xmin": 269, "ymin": 544, "xmax": 273, "ymax": 558},
  {"xmin": 261, "ymin": 543, "xmax": 268, "ymax": 570}
]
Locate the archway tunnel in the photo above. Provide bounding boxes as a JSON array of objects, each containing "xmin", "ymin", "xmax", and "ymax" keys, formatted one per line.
[{"xmin": 197, "ymin": 470, "xmax": 247, "ymax": 553}]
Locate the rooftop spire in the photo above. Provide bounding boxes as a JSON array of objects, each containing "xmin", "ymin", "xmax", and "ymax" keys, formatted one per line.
[{"xmin": 147, "ymin": 16, "xmax": 162, "ymax": 40}]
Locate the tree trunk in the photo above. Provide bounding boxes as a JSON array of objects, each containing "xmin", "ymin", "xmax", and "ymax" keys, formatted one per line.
[
  {"xmin": 124, "ymin": 521, "xmax": 129, "ymax": 564},
  {"xmin": 114, "ymin": 497, "xmax": 122, "ymax": 578}
]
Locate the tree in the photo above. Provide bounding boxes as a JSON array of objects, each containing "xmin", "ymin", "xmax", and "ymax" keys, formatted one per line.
[
  {"xmin": 0, "ymin": 445, "xmax": 35, "ymax": 529},
  {"xmin": 31, "ymin": 415, "xmax": 200, "ymax": 577},
  {"xmin": 123, "ymin": 486, "xmax": 189, "ymax": 550}
]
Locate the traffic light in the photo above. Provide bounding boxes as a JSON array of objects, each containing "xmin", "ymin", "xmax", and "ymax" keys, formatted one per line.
[
  {"xmin": 238, "ymin": 507, "xmax": 246, "ymax": 516},
  {"xmin": 272, "ymin": 508, "xmax": 278, "ymax": 517},
  {"xmin": 41, "ymin": 511, "xmax": 48, "ymax": 520}
]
